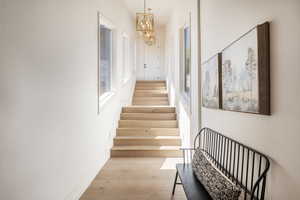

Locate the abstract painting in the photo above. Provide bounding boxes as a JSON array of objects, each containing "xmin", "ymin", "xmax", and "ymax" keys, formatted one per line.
[
  {"xmin": 221, "ymin": 22, "xmax": 270, "ymax": 115},
  {"xmin": 202, "ymin": 53, "xmax": 222, "ymax": 109}
]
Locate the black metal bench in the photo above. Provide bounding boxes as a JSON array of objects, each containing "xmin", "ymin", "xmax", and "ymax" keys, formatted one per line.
[{"xmin": 172, "ymin": 128, "xmax": 270, "ymax": 200}]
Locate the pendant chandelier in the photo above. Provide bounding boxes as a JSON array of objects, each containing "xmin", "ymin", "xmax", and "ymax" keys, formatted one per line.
[
  {"xmin": 136, "ymin": 0, "xmax": 156, "ymax": 46},
  {"xmin": 143, "ymin": 30, "xmax": 156, "ymax": 46}
]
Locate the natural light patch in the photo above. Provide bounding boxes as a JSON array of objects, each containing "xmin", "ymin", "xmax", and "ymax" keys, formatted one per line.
[
  {"xmin": 178, "ymin": 101, "xmax": 191, "ymax": 148},
  {"xmin": 169, "ymin": 83, "xmax": 176, "ymax": 106},
  {"xmin": 160, "ymin": 158, "xmax": 183, "ymax": 170}
]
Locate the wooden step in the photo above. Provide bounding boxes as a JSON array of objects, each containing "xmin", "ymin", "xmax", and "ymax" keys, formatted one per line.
[
  {"xmin": 120, "ymin": 113, "xmax": 176, "ymax": 120},
  {"xmin": 136, "ymin": 82, "xmax": 166, "ymax": 85},
  {"xmin": 134, "ymin": 93, "xmax": 168, "ymax": 97},
  {"xmin": 132, "ymin": 101, "xmax": 169, "ymax": 106},
  {"xmin": 114, "ymin": 136, "xmax": 181, "ymax": 146},
  {"xmin": 135, "ymin": 86, "xmax": 166, "ymax": 90},
  {"xmin": 133, "ymin": 97, "xmax": 169, "ymax": 101},
  {"xmin": 122, "ymin": 106, "xmax": 175, "ymax": 113},
  {"xmin": 136, "ymin": 84, "xmax": 166, "ymax": 88},
  {"xmin": 111, "ymin": 146, "xmax": 181, "ymax": 157},
  {"xmin": 119, "ymin": 120, "xmax": 178, "ymax": 128},
  {"xmin": 136, "ymin": 80, "xmax": 166, "ymax": 83},
  {"xmin": 135, "ymin": 90, "xmax": 167, "ymax": 93},
  {"xmin": 116, "ymin": 128, "xmax": 180, "ymax": 136}
]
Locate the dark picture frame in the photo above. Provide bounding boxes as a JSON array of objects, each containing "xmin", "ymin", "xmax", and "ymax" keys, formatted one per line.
[{"xmin": 257, "ymin": 22, "xmax": 270, "ymax": 115}]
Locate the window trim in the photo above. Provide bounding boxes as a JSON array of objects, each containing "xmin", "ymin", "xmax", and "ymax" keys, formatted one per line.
[{"xmin": 178, "ymin": 12, "xmax": 192, "ymax": 117}]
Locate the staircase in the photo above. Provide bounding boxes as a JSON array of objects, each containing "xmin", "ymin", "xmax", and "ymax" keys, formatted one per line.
[{"xmin": 111, "ymin": 80, "xmax": 181, "ymax": 157}]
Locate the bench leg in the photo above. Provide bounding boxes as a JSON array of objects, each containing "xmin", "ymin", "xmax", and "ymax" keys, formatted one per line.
[{"xmin": 172, "ymin": 171, "xmax": 179, "ymax": 195}]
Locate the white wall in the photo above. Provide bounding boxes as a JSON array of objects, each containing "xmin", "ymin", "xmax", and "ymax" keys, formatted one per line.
[
  {"xmin": 165, "ymin": 0, "xmax": 199, "ymax": 147},
  {"xmin": 0, "ymin": 0, "xmax": 136, "ymax": 199},
  {"xmin": 200, "ymin": 0, "xmax": 300, "ymax": 199}
]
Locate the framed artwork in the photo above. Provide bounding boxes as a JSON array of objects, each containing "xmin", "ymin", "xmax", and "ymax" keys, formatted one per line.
[
  {"xmin": 202, "ymin": 53, "xmax": 222, "ymax": 109},
  {"xmin": 180, "ymin": 12, "xmax": 192, "ymax": 103},
  {"xmin": 221, "ymin": 22, "xmax": 270, "ymax": 115}
]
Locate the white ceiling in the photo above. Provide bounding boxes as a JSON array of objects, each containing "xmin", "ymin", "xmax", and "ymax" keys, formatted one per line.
[{"xmin": 123, "ymin": 0, "xmax": 178, "ymax": 26}]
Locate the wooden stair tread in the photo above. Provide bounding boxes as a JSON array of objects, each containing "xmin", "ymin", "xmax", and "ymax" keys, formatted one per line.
[
  {"xmin": 122, "ymin": 106, "xmax": 175, "ymax": 113},
  {"xmin": 133, "ymin": 98, "xmax": 169, "ymax": 100},
  {"xmin": 133, "ymin": 99, "xmax": 169, "ymax": 103},
  {"xmin": 135, "ymin": 90, "xmax": 167, "ymax": 93},
  {"xmin": 114, "ymin": 136, "xmax": 181, "ymax": 139},
  {"xmin": 135, "ymin": 87, "xmax": 166, "ymax": 90},
  {"xmin": 113, "ymin": 136, "xmax": 182, "ymax": 146},
  {"xmin": 134, "ymin": 93, "xmax": 168, "ymax": 97},
  {"xmin": 121, "ymin": 113, "xmax": 176, "ymax": 120},
  {"xmin": 117, "ymin": 127, "xmax": 179, "ymax": 130},
  {"xmin": 116, "ymin": 128, "xmax": 179, "ymax": 136},
  {"xmin": 136, "ymin": 82, "xmax": 166, "ymax": 85},
  {"xmin": 136, "ymin": 80, "xmax": 166, "ymax": 83},
  {"xmin": 133, "ymin": 101, "xmax": 169, "ymax": 102},
  {"xmin": 117, "ymin": 128, "xmax": 179, "ymax": 131},
  {"xmin": 133, "ymin": 97, "xmax": 168, "ymax": 99},
  {"xmin": 119, "ymin": 120, "xmax": 177, "ymax": 122},
  {"xmin": 133, "ymin": 102, "xmax": 169, "ymax": 106},
  {"xmin": 119, "ymin": 120, "xmax": 178, "ymax": 128},
  {"xmin": 111, "ymin": 146, "xmax": 181, "ymax": 150}
]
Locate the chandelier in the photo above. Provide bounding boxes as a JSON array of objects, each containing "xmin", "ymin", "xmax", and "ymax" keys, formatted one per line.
[
  {"xmin": 136, "ymin": 0, "xmax": 156, "ymax": 46},
  {"xmin": 143, "ymin": 30, "xmax": 156, "ymax": 46}
]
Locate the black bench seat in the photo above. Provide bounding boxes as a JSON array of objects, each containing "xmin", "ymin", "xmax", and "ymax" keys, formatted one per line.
[
  {"xmin": 175, "ymin": 164, "xmax": 212, "ymax": 200},
  {"xmin": 172, "ymin": 128, "xmax": 270, "ymax": 200}
]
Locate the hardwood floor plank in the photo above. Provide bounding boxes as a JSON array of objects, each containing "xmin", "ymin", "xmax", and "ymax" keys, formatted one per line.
[{"xmin": 80, "ymin": 158, "xmax": 187, "ymax": 200}]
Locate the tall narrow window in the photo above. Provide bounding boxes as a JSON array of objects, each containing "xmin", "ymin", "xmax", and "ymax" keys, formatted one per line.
[
  {"xmin": 183, "ymin": 26, "xmax": 191, "ymax": 98},
  {"xmin": 99, "ymin": 15, "xmax": 114, "ymax": 97}
]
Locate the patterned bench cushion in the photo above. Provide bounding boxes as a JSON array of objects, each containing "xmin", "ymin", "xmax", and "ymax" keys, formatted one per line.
[{"xmin": 192, "ymin": 148, "xmax": 242, "ymax": 200}]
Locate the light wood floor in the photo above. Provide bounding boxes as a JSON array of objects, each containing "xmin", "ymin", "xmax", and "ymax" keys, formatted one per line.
[{"xmin": 80, "ymin": 158, "xmax": 187, "ymax": 200}]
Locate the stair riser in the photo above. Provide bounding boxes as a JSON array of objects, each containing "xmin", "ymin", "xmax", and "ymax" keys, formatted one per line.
[
  {"xmin": 120, "ymin": 113, "xmax": 176, "ymax": 120},
  {"xmin": 114, "ymin": 139, "xmax": 181, "ymax": 146},
  {"xmin": 136, "ymin": 81, "xmax": 166, "ymax": 86},
  {"xmin": 134, "ymin": 93, "xmax": 168, "ymax": 97},
  {"xmin": 136, "ymin": 86, "xmax": 166, "ymax": 89},
  {"xmin": 133, "ymin": 102, "xmax": 169, "ymax": 106},
  {"xmin": 122, "ymin": 107, "xmax": 175, "ymax": 113},
  {"xmin": 136, "ymin": 80, "xmax": 165, "ymax": 83},
  {"xmin": 116, "ymin": 129, "xmax": 180, "ymax": 136},
  {"xmin": 133, "ymin": 99, "xmax": 169, "ymax": 102},
  {"xmin": 133, "ymin": 97, "xmax": 169, "ymax": 101},
  {"xmin": 135, "ymin": 90, "xmax": 167, "ymax": 93},
  {"xmin": 135, "ymin": 86, "xmax": 167, "ymax": 90},
  {"xmin": 136, "ymin": 83, "xmax": 166, "ymax": 87},
  {"xmin": 111, "ymin": 150, "xmax": 181, "ymax": 157},
  {"xmin": 119, "ymin": 121, "xmax": 178, "ymax": 128}
]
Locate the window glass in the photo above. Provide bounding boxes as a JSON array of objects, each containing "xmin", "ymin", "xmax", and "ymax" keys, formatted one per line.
[
  {"xmin": 184, "ymin": 27, "xmax": 191, "ymax": 97},
  {"xmin": 100, "ymin": 24, "xmax": 112, "ymax": 96}
]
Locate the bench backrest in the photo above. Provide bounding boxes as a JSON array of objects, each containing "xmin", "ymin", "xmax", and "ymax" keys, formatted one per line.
[{"xmin": 192, "ymin": 128, "xmax": 270, "ymax": 200}]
